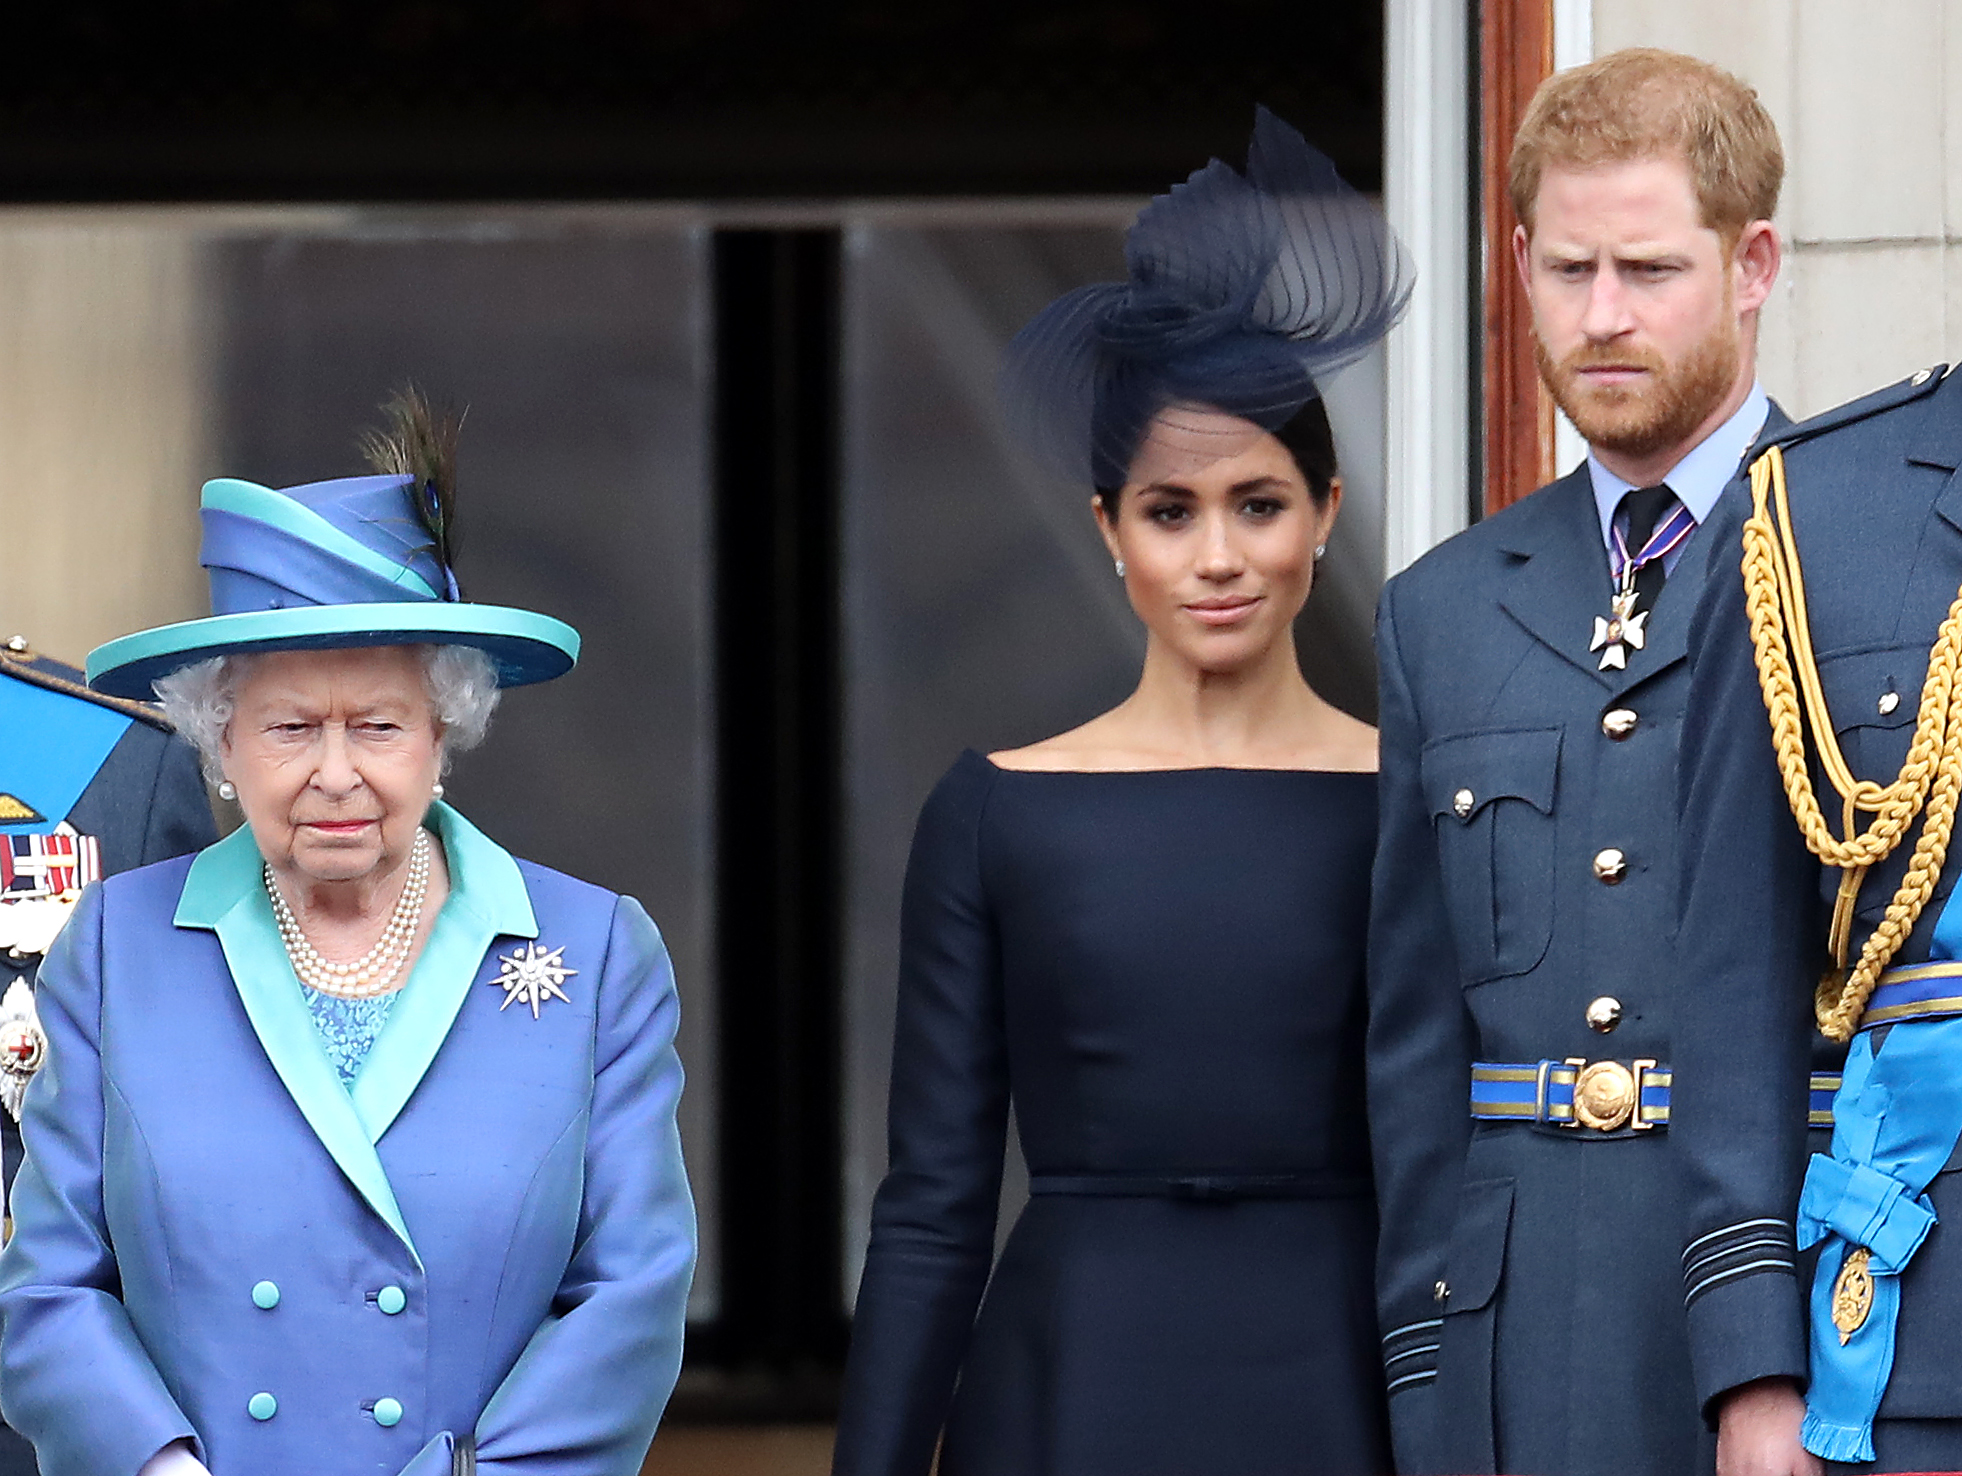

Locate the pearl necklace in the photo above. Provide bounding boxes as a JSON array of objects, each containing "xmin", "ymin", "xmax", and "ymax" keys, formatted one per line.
[{"xmin": 266, "ymin": 829, "xmax": 430, "ymax": 999}]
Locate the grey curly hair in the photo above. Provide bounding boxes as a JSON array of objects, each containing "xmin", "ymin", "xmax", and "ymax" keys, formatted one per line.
[{"xmin": 154, "ymin": 644, "xmax": 501, "ymax": 784}]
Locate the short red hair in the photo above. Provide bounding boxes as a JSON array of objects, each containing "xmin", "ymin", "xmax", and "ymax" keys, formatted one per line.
[{"xmin": 1510, "ymin": 47, "xmax": 1783, "ymax": 244}]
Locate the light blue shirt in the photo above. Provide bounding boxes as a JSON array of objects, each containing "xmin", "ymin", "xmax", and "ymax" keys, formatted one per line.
[{"xmin": 1586, "ymin": 381, "xmax": 1770, "ymax": 573}]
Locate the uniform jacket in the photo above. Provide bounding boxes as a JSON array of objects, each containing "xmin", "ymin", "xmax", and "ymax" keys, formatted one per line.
[
  {"xmin": 0, "ymin": 803, "xmax": 695, "ymax": 1476},
  {"xmin": 0, "ymin": 647, "xmax": 214, "ymax": 1476},
  {"xmin": 1368, "ymin": 419, "xmax": 1787, "ymax": 1476},
  {"xmin": 0, "ymin": 647, "xmax": 214, "ymax": 879},
  {"xmin": 1674, "ymin": 365, "xmax": 1962, "ymax": 1427}
]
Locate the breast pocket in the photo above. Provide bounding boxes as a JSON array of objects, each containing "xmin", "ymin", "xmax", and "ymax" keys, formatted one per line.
[
  {"xmin": 1818, "ymin": 642, "xmax": 1924, "ymax": 778},
  {"xmin": 1421, "ymin": 726, "xmax": 1562, "ymax": 984},
  {"xmin": 1817, "ymin": 644, "xmax": 1926, "ymax": 920}
]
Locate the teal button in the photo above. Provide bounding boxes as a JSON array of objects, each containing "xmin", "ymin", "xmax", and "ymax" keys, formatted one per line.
[
  {"xmin": 376, "ymin": 1285, "xmax": 406, "ymax": 1316},
  {"xmin": 247, "ymin": 1392, "xmax": 277, "ymax": 1421},
  {"xmin": 372, "ymin": 1398, "xmax": 403, "ymax": 1428},
  {"xmin": 251, "ymin": 1280, "xmax": 280, "ymax": 1310}
]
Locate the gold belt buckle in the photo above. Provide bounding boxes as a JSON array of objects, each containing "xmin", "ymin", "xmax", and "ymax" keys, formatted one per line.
[{"xmin": 1563, "ymin": 1057, "xmax": 1658, "ymax": 1132}]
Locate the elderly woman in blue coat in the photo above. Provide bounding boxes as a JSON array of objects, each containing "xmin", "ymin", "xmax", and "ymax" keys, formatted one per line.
[{"xmin": 0, "ymin": 402, "xmax": 695, "ymax": 1476}]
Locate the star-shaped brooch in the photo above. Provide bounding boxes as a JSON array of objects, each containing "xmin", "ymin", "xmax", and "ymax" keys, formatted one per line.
[
  {"xmin": 490, "ymin": 941, "xmax": 578, "ymax": 1019},
  {"xmin": 1589, "ymin": 590, "xmax": 1649, "ymax": 672}
]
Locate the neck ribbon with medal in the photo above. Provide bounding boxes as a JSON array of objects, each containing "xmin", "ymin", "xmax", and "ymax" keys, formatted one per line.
[{"xmin": 1590, "ymin": 498, "xmax": 1696, "ymax": 671}]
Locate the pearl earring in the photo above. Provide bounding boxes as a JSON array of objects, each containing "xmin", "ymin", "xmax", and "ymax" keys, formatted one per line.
[
  {"xmin": 1114, "ymin": 560, "xmax": 1127, "ymax": 578},
  {"xmin": 1314, "ymin": 544, "xmax": 1328, "ymax": 560},
  {"xmin": 431, "ymin": 782, "xmax": 445, "ymax": 800},
  {"xmin": 217, "ymin": 780, "xmax": 237, "ymax": 802}
]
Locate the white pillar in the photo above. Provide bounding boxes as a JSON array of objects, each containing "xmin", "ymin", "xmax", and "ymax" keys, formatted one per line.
[
  {"xmin": 0, "ymin": 219, "xmax": 209, "ymax": 663},
  {"xmin": 1383, "ymin": 0, "xmax": 1473, "ymax": 573},
  {"xmin": 1552, "ymin": 0, "xmax": 1595, "ymax": 71}
]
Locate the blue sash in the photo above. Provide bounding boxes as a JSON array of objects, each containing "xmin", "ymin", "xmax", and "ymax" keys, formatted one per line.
[
  {"xmin": 0, "ymin": 676, "xmax": 132, "ymax": 836},
  {"xmin": 1798, "ymin": 903, "xmax": 1962, "ymax": 1461}
]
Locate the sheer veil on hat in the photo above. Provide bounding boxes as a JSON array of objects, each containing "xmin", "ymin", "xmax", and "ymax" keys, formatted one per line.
[{"xmin": 1000, "ymin": 107, "xmax": 1414, "ymax": 488}]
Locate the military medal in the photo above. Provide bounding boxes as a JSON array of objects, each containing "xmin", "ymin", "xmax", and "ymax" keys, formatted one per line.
[
  {"xmin": 0, "ymin": 823, "xmax": 102, "ymax": 962},
  {"xmin": 0, "ymin": 977, "xmax": 48, "ymax": 1122},
  {"xmin": 1591, "ymin": 498, "xmax": 1696, "ymax": 671},
  {"xmin": 490, "ymin": 941, "xmax": 578, "ymax": 1019},
  {"xmin": 1590, "ymin": 591, "xmax": 1648, "ymax": 672},
  {"xmin": 1832, "ymin": 1244, "xmax": 1875, "ymax": 1344}
]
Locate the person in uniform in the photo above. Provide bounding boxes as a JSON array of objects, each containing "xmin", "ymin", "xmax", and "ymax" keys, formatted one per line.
[
  {"xmin": 0, "ymin": 395, "xmax": 695, "ymax": 1476},
  {"xmin": 1674, "ymin": 359, "xmax": 1962, "ymax": 1474},
  {"xmin": 0, "ymin": 634, "xmax": 215, "ymax": 1476},
  {"xmin": 1367, "ymin": 49, "xmax": 1799, "ymax": 1475}
]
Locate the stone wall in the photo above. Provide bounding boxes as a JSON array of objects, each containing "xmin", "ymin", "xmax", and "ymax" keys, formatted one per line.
[{"xmin": 1593, "ymin": 1, "xmax": 1957, "ymax": 417}]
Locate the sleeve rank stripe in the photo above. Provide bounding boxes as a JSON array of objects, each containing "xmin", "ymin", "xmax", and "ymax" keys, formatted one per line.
[
  {"xmin": 1684, "ymin": 1234, "xmax": 1793, "ymax": 1280},
  {"xmin": 1683, "ymin": 1217, "xmax": 1789, "ymax": 1261},
  {"xmin": 1384, "ymin": 1343, "xmax": 1441, "ymax": 1368},
  {"xmin": 1684, "ymin": 1258, "xmax": 1797, "ymax": 1306},
  {"xmin": 1387, "ymin": 1369, "xmax": 1438, "ymax": 1393},
  {"xmin": 1380, "ymin": 1317, "xmax": 1443, "ymax": 1345}
]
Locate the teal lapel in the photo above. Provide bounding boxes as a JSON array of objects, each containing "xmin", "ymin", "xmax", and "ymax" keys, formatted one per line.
[
  {"xmin": 349, "ymin": 804, "xmax": 537, "ymax": 1144},
  {"xmin": 174, "ymin": 825, "xmax": 421, "ymax": 1264}
]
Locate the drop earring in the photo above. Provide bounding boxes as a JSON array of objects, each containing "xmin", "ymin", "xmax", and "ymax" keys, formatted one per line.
[
  {"xmin": 1114, "ymin": 560, "xmax": 1127, "ymax": 578},
  {"xmin": 217, "ymin": 780, "xmax": 237, "ymax": 801},
  {"xmin": 431, "ymin": 782, "xmax": 445, "ymax": 800}
]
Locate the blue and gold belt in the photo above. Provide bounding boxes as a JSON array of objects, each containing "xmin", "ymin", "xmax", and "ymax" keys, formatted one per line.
[
  {"xmin": 1857, "ymin": 960, "xmax": 1962, "ymax": 1028},
  {"xmin": 1472, "ymin": 1059, "xmax": 1842, "ymax": 1131}
]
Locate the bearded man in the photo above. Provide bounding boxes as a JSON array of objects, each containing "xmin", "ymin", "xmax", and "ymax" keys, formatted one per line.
[{"xmin": 1367, "ymin": 48, "xmax": 1792, "ymax": 1476}]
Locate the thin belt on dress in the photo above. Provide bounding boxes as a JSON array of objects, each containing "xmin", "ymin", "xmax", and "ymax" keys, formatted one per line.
[{"xmin": 1027, "ymin": 1170, "xmax": 1369, "ymax": 1201}]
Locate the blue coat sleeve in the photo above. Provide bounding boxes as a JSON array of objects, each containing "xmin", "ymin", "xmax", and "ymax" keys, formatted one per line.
[
  {"xmin": 1364, "ymin": 576, "xmax": 1475, "ymax": 1473},
  {"xmin": 1671, "ymin": 494, "xmax": 1817, "ymax": 1420},
  {"xmin": 0, "ymin": 885, "xmax": 201, "ymax": 1476},
  {"xmin": 460, "ymin": 895, "xmax": 696, "ymax": 1476},
  {"xmin": 832, "ymin": 758, "xmax": 1006, "ymax": 1476}
]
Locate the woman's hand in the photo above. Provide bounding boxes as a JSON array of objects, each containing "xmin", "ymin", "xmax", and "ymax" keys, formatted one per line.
[
  {"xmin": 1717, "ymin": 1379, "xmax": 1822, "ymax": 1476},
  {"xmin": 137, "ymin": 1439, "xmax": 212, "ymax": 1476}
]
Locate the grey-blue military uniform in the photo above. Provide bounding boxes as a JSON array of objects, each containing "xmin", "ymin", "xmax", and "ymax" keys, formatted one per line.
[
  {"xmin": 0, "ymin": 636, "xmax": 215, "ymax": 1476},
  {"xmin": 1674, "ymin": 364, "xmax": 1962, "ymax": 1471},
  {"xmin": 1368, "ymin": 392, "xmax": 1792, "ymax": 1475}
]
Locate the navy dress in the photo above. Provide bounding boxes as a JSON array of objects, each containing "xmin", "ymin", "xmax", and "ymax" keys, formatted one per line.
[{"xmin": 834, "ymin": 750, "xmax": 1390, "ymax": 1476}]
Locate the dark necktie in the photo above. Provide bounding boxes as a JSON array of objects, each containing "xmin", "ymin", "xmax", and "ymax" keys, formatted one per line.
[{"xmin": 1617, "ymin": 484, "xmax": 1680, "ymax": 621}]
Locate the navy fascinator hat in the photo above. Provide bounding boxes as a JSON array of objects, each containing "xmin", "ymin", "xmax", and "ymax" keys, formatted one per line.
[{"xmin": 1001, "ymin": 107, "xmax": 1414, "ymax": 489}]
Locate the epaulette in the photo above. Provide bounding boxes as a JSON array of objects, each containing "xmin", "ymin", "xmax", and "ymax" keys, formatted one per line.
[
  {"xmin": 1759, "ymin": 364, "xmax": 1950, "ymax": 456},
  {"xmin": 0, "ymin": 636, "xmax": 174, "ymax": 732}
]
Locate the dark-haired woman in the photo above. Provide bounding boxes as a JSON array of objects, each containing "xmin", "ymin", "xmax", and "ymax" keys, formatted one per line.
[{"xmin": 832, "ymin": 111, "xmax": 1408, "ymax": 1476}]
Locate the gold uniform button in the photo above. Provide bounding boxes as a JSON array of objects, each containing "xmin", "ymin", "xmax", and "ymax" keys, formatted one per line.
[
  {"xmin": 1452, "ymin": 788, "xmax": 1475, "ymax": 819},
  {"xmin": 1879, "ymin": 691, "xmax": 1901, "ymax": 716},
  {"xmin": 1602, "ymin": 708, "xmax": 1639, "ymax": 739},
  {"xmin": 1586, "ymin": 996, "xmax": 1623, "ymax": 1033},
  {"xmin": 1593, "ymin": 848, "xmax": 1628, "ymax": 884}
]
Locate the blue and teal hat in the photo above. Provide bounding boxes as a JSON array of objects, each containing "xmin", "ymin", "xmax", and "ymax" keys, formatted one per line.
[{"xmin": 87, "ymin": 474, "xmax": 580, "ymax": 700}]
